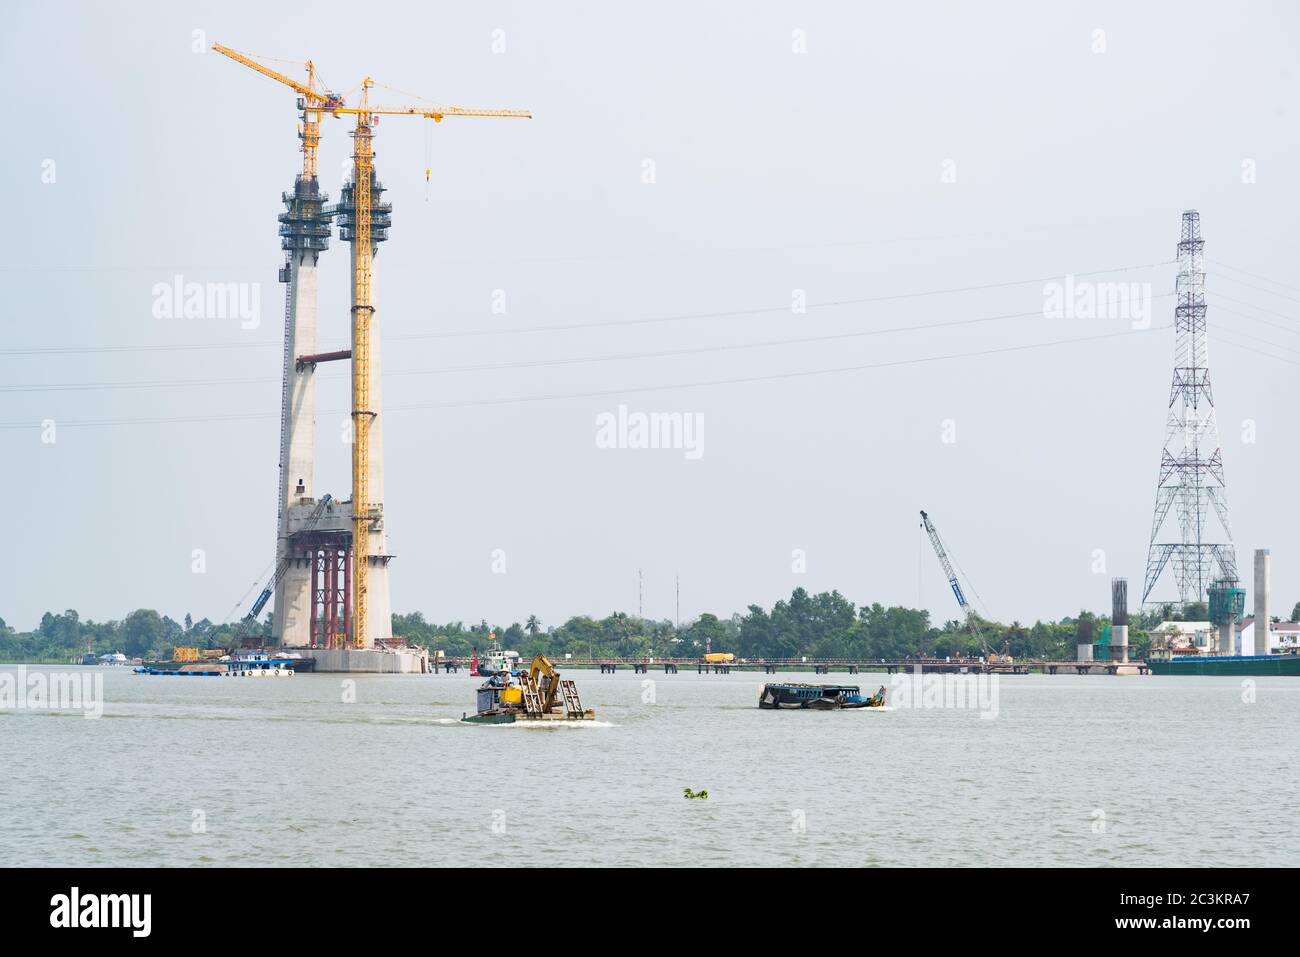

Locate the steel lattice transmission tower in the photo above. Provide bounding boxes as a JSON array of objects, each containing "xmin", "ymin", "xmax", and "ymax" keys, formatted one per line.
[{"xmin": 1141, "ymin": 210, "xmax": 1236, "ymax": 607}]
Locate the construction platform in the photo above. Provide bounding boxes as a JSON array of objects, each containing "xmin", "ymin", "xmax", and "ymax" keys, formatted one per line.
[{"xmin": 288, "ymin": 646, "xmax": 430, "ymax": 674}]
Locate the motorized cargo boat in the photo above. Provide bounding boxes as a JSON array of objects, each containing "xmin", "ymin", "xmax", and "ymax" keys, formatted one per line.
[
  {"xmin": 134, "ymin": 654, "xmax": 296, "ymax": 677},
  {"xmin": 759, "ymin": 682, "xmax": 886, "ymax": 710}
]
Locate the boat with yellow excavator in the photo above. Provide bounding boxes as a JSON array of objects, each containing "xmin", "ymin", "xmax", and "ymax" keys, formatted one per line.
[{"xmin": 462, "ymin": 655, "xmax": 596, "ymax": 724}]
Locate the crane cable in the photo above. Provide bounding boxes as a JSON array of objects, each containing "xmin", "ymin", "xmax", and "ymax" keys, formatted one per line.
[
  {"xmin": 425, "ymin": 120, "xmax": 433, "ymax": 200},
  {"xmin": 218, "ymin": 561, "xmax": 275, "ymax": 625}
]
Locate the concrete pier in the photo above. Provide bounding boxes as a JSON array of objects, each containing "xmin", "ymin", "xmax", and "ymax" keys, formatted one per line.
[
  {"xmin": 1112, "ymin": 624, "xmax": 1129, "ymax": 664},
  {"xmin": 297, "ymin": 647, "xmax": 428, "ymax": 673},
  {"xmin": 1217, "ymin": 622, "xmax": 1233, "ymax": 655},
  {"xmin": 1254, "ymin": 549, "xmax": 1271, "ymax": 655}
]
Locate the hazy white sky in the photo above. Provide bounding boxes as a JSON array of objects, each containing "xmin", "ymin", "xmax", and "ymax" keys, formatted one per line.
[{"xmin": 2, "ymin": 0, "xmax": 1297, "ymax": 631}]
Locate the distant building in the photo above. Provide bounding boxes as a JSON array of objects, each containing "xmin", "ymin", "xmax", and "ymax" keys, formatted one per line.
[
  {"xmin": 1235, "ymin": 618, "xmax": 1300, "ymax": 655},
  {"xmin": 1151, "ymin": 621, "xmax": 1214, "ymax": 653}
]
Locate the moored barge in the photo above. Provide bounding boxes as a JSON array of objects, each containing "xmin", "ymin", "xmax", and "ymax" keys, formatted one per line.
[{"xmin": 1146, "ymin": 653, "xmax": 1300, "ymax": 676}]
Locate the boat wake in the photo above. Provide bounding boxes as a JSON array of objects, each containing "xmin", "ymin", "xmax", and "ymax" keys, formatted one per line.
[{"xmin": 432, "ymin": 717, "xmax": 616, "ymax": 728}]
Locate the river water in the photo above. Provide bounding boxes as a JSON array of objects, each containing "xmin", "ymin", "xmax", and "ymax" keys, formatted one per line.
[{"xmin": 2, "ymin": 666, "xmax": 1296, "ymax": 867}]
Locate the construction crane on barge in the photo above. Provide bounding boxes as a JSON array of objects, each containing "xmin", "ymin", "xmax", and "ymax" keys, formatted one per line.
[
  {"xmin": 919, "ymin": 510, "xmax": 1010, "ymax": 663},
  {"xmin": 213, "ymin": 44, "xmax": 530, "ymax": 649}
]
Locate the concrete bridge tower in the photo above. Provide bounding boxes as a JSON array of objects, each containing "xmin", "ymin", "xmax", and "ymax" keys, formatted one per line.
[{"xmin": 272, "ymin": 175, "xmax": 331, "ymax": 646}]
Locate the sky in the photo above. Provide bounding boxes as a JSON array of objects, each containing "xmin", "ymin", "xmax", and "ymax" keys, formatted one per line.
[{"xmin": 1, "ymin": 0, "xmax": 1297, "ymax": 633}]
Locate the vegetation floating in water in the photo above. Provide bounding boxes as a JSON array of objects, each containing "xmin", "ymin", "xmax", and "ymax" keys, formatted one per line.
[{"xmin": 683, "ymin": 787, "xmax": 708, "ymax": 800}]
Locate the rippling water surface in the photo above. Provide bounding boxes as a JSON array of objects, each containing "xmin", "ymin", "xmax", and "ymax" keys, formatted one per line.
[{"xmin": 2, "ymin": 666, "xmax": 1297, "ymax": 866}]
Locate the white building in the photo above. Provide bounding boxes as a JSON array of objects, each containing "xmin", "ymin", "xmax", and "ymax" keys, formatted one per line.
[{"xmin": 1236, "ymin": 618, "xmax": 1300, "ymax": 655}]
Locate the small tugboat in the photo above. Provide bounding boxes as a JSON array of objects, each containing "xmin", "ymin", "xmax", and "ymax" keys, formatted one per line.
[
  {"xmin": 463, "ymin": 655, "xmax": 595, "ymax": 724},
  {"xmin": 758, "ymin": 683, "xmax": 886, "ymax": 710},
  {"xmin": 469, "ymin": 641, "xmax": 521, "ymax": 677}
]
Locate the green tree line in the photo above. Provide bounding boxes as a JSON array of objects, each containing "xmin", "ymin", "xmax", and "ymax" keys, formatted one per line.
[
  {"xmin": 0, "ymin": 610, "xmax": 267, "ymax": 663},
  {"xmin": 8, "ymin": 587, "xmax": 1279, "ymax": 664}
]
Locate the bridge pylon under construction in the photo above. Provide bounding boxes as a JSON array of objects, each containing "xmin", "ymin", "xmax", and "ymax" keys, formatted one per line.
[
  {"xmin": 271, "ymin": 167, "xmax": 394, "ymax": 650},
  {"xmin": 212, "ymin": 43, "xmax": 529, "ymax": 654}
]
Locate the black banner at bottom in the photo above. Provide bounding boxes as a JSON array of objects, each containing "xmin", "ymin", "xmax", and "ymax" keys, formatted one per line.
[{"xmin": 0, "ymin": 867, "xmax": 1275, "ymax": 944}]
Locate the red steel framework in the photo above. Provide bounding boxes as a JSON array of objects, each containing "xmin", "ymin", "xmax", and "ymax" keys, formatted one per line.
[{"xmin": 308, "ymin": 544, "xmax": 351, "ymax": 649}]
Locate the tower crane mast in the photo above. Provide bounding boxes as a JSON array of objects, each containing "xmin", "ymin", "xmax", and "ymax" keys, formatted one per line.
[{"xmin": 323, "ymin": 87, "xmax": 529, "ymax": 649}]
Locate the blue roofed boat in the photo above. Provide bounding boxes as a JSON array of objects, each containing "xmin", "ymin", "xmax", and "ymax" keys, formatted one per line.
[{"xmin": 758, "ymin": 683, "xmax": 886, "ymax": 710}]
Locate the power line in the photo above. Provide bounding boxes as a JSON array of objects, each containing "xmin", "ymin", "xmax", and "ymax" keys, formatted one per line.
[
  {"xmin": 396, "ymin": 323, "xmax": 1167, "ymax": 405},
  {"xmin": 1214, "ymin": 303, "xmax": 1300, "ymax": 340},
  {"xmin": 1212, "ymin": 331, "xmax": 1300, "ymax": 366},
  {"xmin": 1213, "ymin": 272, "xmax": 1300, "ymax": 306},
  {"xmin": 326, "ymin": 260, "xmax": 1177, "ymax": 344},
  {"xmin": 1209, "ymin": 259, "xmax": 1300, "ymax": 296},
  {"xmin": 1211, "ymin": 325, "xmax": 1300, "ymax": 360},
  {"xmin": 0, "ymin": 298, "xmax": 1176, "ymax": 395},
  {"xmin": 0, "ymin": 339, "xmax": 279, "ymax": 358},
  {"xmin": 0, "ymin": 374, "xmax": 275, "ymax": 395},
  {"xmin": 1214, "ymin": 290, "xmax": 1299, "ymax": 322},
  {"xmin": 0, "ymin": 323, "xmax": 1168, "ymax": 430},
  {"xmin": 0, "ymin": 216, "xmax": 1169, "ymax": 272},
  {"xmin": 0, "ymin": 259, "xmax": 1172, "ymax": 358}
]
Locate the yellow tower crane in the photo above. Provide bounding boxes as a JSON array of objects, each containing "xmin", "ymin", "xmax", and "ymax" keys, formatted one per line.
[
  {"xmin": 213, "ymin": 44, "xmax": 530, "ymax": 650},
  {"xmin": 211, "ymin": 43, "xmax": 346, "ymax": 180},
  {"xmin": 327, "ymin": 85, "xmax": 529, "ymax": 648}
]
